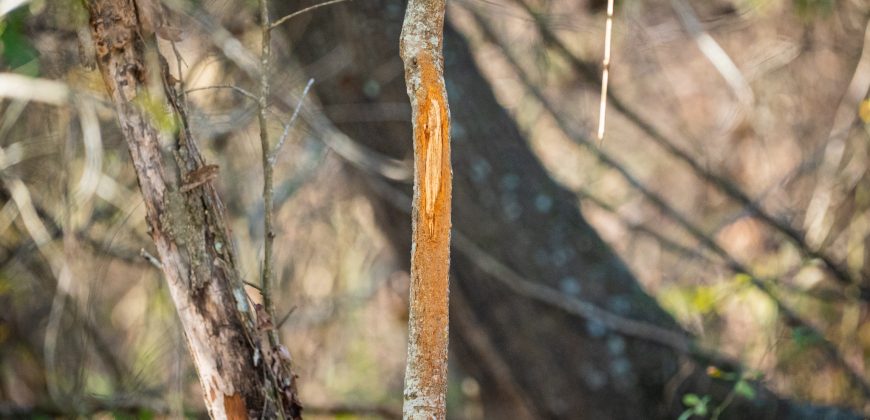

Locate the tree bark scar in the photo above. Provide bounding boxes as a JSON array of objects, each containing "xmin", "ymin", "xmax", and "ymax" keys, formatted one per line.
[
  {"xmin": 400, "ymin": 5, "xmax": 451, "ymax": 411},
  {"xmin": 416, "ymin": 56, "xmax": 450, "ymax": 239},
  {"xmin": 424, "ymin": 97, "xmax": 442, "ymax": 233}
]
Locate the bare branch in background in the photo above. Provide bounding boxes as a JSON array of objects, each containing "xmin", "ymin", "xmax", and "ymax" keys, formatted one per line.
[
  {"xmin": 670, "ymin": 0, "xmax": 755, "ymax": 107},
  {"xmin": 803, "ymin": 21, "xmax": 870, "ymax": 248},
  {"xmin": 0, "ymin": 73, "xmax": 69, "ymax": 104},
  {"xmin": 465, "ymin": 6, "xmax": 870, "ymax": 398},
  {"xmin": 72, "ymin": 97, "xmax": 103, "ymax": 208},
  {"xmin": 272, "ymin": 78, "xmax": 314, "ymax": 162},
  {"xmin": 168, "ymin": 6, "xmax": 414, "ymax": 181},
  {"xmin": 185, "ymin": 84, "xmax": 259, "ymax": 102},
  {"xmin": 366, "ymin": 175, "xmax": 726, "ymax": 364},
  {"xmin": 509, "ymin": 0, "xmax": 869, "ymax": 299},
  {"xmin": 269, "ymin": 0, "xmax": 353, "ymax": 31}
]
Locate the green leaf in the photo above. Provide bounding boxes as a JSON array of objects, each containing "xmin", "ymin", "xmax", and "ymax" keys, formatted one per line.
[
  {"xmin": 734, "ymin": 379, "xmax": 756, "ymax": 400},
  {"xmin": 0, "ymin": 8, "xmax": 40, "ymax": 76},
  {"xmin": 695, "ymin": 396, "xmax": 709, "ymax": 416},
  {"xmin": 682, "ymin": 394, "xmax": 711, "ymax": 418},
  {"xmin": 677, "ymin": 409, "xmax": 695, "ymax": 420},
  {"xmin": 683, "ymin": 393, "xmax": 701, "ymax": 407}
]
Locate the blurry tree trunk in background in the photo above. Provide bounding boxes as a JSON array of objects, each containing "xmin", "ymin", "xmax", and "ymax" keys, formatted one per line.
[
  {"xmin": 84, "ymin": 0, "xmax": 300, "ymax": 418},
  {"xmin": 398, "ymin": 0, "xmax": 453, "ymax": 416},
  {"xmin": 285, "ymin": 1, "xmax": 862, "ymax": 418}
]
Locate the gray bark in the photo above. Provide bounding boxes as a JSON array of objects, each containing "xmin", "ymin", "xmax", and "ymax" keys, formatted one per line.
[
  {"xmin": 398, "ymin": 0, "xmax": 453, "ymax": 416},
  {"xmin": 85, "ymin": 0, "xmax": 300, "ymax": 417}
]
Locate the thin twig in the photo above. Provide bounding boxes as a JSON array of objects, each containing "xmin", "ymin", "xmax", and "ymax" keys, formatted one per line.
[
  {"xmin": 139, "ymin": 248, "xmax": 162, "ymax": 268},
  {"xmin": 270, "ymin": 78, "xmax": 315, "ymax": 163},
  {"xmin": 244, "ymin": 280, "xmax": 263, "ymax": 290},
  {"xmin": 72, "ymin": 97, "xmax": 102, "ymax": 207},
  {"xmin": 257, "ymin": 0, "xmax": 279, "ymax": 351},
  {"xmin": 279, "ymin": 91, "xmax": 413, "ymax": 181},
  {"xmin": 575, "ymin": 186, "xmax": 708, "ymax": 263},
  {"xmin": 276, "ymin": 306, "xmax": 297, "ymax": 329},
  {"xmin": 256, "ymin": 2, "xmax": 289, "ymax": 419},
  {"xmin": 670, "ymin": 0, "xmax": 754, "ymax": 107},
  {"xmin": 269, "ymin": 0, "xmax": 353, "ymax": 31},
  {"xmin": 802, "ymin": 21, "xmax": 870, "ymax": 248},
  {"xmin": 185, "ymin": 84, "xmax": 259, "ymax": 102}
]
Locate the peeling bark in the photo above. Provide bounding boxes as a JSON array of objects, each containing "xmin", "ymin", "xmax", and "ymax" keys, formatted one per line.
[
  {"xmin": 399, "ymin": 0, "xmax": 452, "ymax": 417},
  {"xmin": 84, "ymin": 0, "xmax": 299, "ymax": 418}
]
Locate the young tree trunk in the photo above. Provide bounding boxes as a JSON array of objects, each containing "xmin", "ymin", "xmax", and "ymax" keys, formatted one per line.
[
  {"xmin": 399, "ymin": 0, "xmax": 452, "ymax": 418},
  {"xmin": 84, "ymin": 0, "xmax": 300, "ymax": 418}
]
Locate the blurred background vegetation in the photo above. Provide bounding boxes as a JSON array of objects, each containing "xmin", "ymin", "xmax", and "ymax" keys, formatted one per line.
[{"xmin": 0, "ymin": 0, "xmax": 869, "ymax": 417}]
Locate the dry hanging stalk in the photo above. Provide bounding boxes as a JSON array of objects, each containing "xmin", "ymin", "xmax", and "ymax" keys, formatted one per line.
[
  {"xmin": 597, "ymin": 0, "xmax": 614, "ymax": 142},
  {"xmin": 398, "ymin": 0, "xmax": 452, "ymax": 417}
]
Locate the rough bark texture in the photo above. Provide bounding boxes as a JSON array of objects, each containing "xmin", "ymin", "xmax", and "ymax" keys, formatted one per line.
[
  {"xmin": 284, "ymin": 0, "xmax": 862, "ymax": 418},
  {"xmin": 85, "ymin": 0, "xmax": 299, "ymax": 418},
  {"xmin": 398, "ymin": 0, "xmax": 452, "ymax": 417}
]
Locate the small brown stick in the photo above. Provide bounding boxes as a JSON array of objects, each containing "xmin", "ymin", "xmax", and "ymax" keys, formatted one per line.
[{"xmin": 269, "ymin": 0, "xmax": 353, "ymax": 31}]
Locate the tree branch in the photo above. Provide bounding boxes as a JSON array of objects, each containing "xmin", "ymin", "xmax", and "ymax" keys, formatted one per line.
[{"xmin": 84, "ymin": 0, "xmax": 274, "ymax": 417}]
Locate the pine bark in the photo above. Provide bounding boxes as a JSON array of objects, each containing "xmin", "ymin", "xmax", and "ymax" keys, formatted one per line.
[{"xmin": 398, "ymin": 0, "xmax": 452, "ymax": 417}]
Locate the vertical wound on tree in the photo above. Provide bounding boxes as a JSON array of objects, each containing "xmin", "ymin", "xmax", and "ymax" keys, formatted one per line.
[
  {"xmin": 403, "ymin": 44, "xmax": 451, "ymax": 416},
  {"xmin": 415, "ymin": 56, "xmax": 449, "ymax": 238},
  {"xmin": 424, "ymin": 97, "xmax": 442, "ymax": 232}
]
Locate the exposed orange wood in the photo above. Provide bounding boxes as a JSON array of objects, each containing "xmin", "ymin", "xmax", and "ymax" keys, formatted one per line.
[{"xmin": 400, "ymin": 4, "xmax": 452, "ymax": 415}]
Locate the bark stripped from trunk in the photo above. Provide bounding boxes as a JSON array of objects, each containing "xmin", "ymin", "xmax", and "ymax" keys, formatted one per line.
[
  {"xmin": 399, "ymin": 0, "xmax": 452, "ymax": 417},
  {"xmin": 84, "ymin": 0, "xmax": 300, "ymax": 418}
]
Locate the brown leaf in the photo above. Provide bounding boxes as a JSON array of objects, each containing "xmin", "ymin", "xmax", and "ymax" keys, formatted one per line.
[{"xmin": 255, "ymin": 303, "xmax": 274, "ymax": 331}]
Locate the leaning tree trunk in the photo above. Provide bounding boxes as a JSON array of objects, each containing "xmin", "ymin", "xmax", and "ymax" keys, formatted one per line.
[
  {"xmin": 84, "ymin": 0, "xmax": 300, "ymax": 418},
  {"xmin": 398, "ymin": 0, "xmax": 453, "ymax": 417},
  {"xmin": 282, "ymin": 0, "xmax": 861, "ymax": 418}
]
